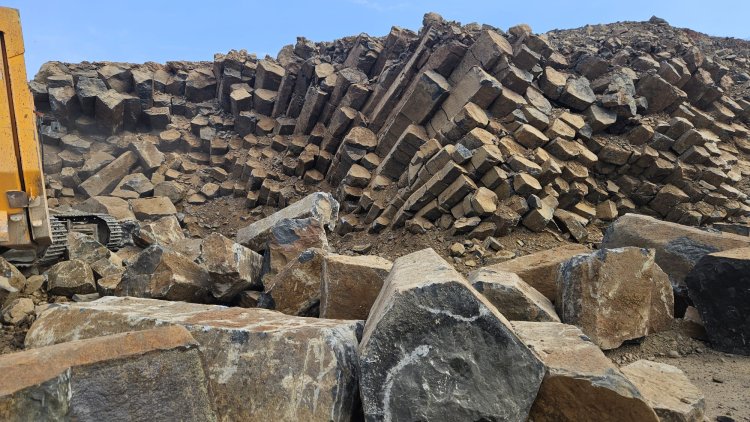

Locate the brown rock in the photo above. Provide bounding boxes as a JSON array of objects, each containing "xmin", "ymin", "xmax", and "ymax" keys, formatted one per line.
[
  {"xmin": 482, "ymin": 244, "xmax": 590, "ymax": 302},
  {"xmin": 264, "ymin": 248, "xmax": 326, "ymax": 316},
  {"xmin": 513, "ymin": 322, "xmax": 659, "ymax": 422},
  {"xmin": 197, "ymin": 233, "xmax": 263, "ymax": 301},
  {"xmin": 470, "ymin": 268, "xmax": 560, "ymax": 322},
  {"xmin": 129, "ymin": 196, "xmax": 177, "ymax": 221},
  {"xmin": 557, "ymin": 247, "xmax": 674, "ymax": 349},
  {"xmin": 320, "ymin": 254, "xmax": 392, "ymax": 319},
  {"xmin": 0, "ymin": 326, "xmax": 215, "ymax": 421},
  {"xmin": 26, "ymin": 298, "xmax": 363, "ymax": 422},
  {"xmin": 46, "ymin": 259, "xmax": 96, "ymax": 297},
  {"xmin": 621, "ymin": 360, "xmax": 705, "ymax": 422}
]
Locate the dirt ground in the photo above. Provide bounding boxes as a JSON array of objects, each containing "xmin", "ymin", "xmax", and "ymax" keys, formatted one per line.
[{"xmin": 605, "ymin": 321, "xmax": 750, "ymax": 421}]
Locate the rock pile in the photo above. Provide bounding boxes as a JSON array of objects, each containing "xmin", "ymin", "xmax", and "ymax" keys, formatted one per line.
[{"xmin": 31, "ymin": 13, "xmax": 750, "ymax": 247}]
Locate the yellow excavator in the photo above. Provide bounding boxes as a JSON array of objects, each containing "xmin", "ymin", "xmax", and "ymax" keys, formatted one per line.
[{"xmin": 0, "ymin": 7, "xmax": 121, "ymax": 266}]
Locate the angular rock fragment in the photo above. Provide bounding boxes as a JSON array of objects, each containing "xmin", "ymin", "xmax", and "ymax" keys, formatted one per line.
[
  {"xmin": 0, "ymin": 257, "xmax": 26, "ymax": 306},
  {"xmin": 265, "ymin": 217, "xmax": 329, "ymax": 278},
  {"xmin": 684, "ymin": 247, "xmax": 750, "ymax": 354},
  {"xmin": 602, "ymin": 214, "xmax": 750, "ymax": 312},
  {"xmin": 118, "ymin": 245, "xmax": 211, "ymax": 303},
  {"xmin": 26, "ymin": 297, "xmax": 362, "ymax": 422},
  {"xmin": 0, "ymin": 326, "xmax": 216, "ymax": 421},
  {"xmin": 320, "ymin": 253, "xmax": 392, "ymax": 320},
  {"xmin": 236, "ymin": 192, "xmax": 338, "ymax": 251},
  {"xmin": 483, "ymin": 244, "xmax": 589, "ymax": 302},
  {"xmin": 198, "ymin": 233, "xmax": 263, "ymax": 302},
  {"xmin": 359, "ymin": 248, "xmax": 544, "ymax": 421},
  {"xmin": 129, "ymin": 196, "xmax": 177, "ymax": 220},
  {"xmin": 470, "ymin": 268, "xmax": 560, "ymax": 322},
  {"xmin": 46, "ymin": 259, "xmax": 97, "ymax": 297},
  {"xmin": 264, "ymin": 248, "xmax": 326, "ymax": 316},
  {"xmin": 557, "ymin": 247, "xmax": 674, "ymax": 349},
  {"xmin": 512, "ymin": 322, "xmax": 659, "ymax": 421},
  {"xmin": 621, "ymin": 360, "xmax": 705, "ymax": 422}
]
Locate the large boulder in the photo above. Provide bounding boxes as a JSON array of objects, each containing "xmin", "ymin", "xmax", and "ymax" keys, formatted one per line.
[
  {"xmin": 79, "ymin": 151, "xmax": 137, "ymax": 197},
  {"xmin": 557, "ymin": 247, "xmax": 674, "ymax": 349},
  {"xmin": 470, "ymin": 268, "xmax": 560, "ymax": 322},
  {"xmin": 264, "ymin": 217, "xmax": 329, "ymax": 278},
  {"xmin": 264, "ymin": 248, "xmax": 326, "ymax": 316},
  {"xmin": 0, "ymin": 326, "xmax": 216, "ymax": 421},
  {"xmin": 621, "ymin": 360, "xmax": 705, "ymax": 422},
  {"xmin": 129, "ymin": 196, "xmax": 177, "ymax": 221},
  {"xmin": 684, "ymin": 247, "xmax": 750, "ymax": 354},
  {"xmin": 320, "ymin": 254, "xmax": 392, "ymax": 319},
  {"xmin": 74, "ymin": 195, "xmax": 136, "ymax": 221},
  {"xmin": 26, "ymin": 297, "xmax": 362, "ymax": 421},
  {"xmin": 359, "ymin": 248, "xmax": 544, "ymax": 421},
  {"xmin": 480, "ymin": 244, "xmax": 589, "ymax": 301},
  {"xmin": 602, "ymin": 214, "xmax": 750, "ymax": 314},
  {"xmin": 198, "ymin": 233, "xmax": 263, "ymax": 302},
  {"xmin": 512, "ymin": 322, "xmax": 658, "ymax": 421},
  {"xmin": 133, "ymin": 215, "xmax": 184, "ymax": 248},
  {"xmin": 46, "ymin": 259, "xmax": 97, "ymax": 297},
  {"xmin": 118, "ymin": 245, "xmax": 211, "ymax": 303},
  {"xmin": 236, "ymin": 192, "xmax": 338, "ymax": 251}
]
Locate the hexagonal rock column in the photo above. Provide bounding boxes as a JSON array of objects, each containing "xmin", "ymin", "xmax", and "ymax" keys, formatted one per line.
[
  {"xmin": 0, "ymin": 326, "xmax": 216, "ymax": 421},
  {"xmin": 621, "ymin": 360, "xmax": 705, "ymax": 422},
  {"xmin": 556, "ymin": 247, "xmax": 674, "ymax": 350},
  {"xmin": 358, "ymin": 248, "xmax": 544, "ymax": 421},
  {"xmin": 685, "ymin": 247, "xmax": 750, "ymax": 355},
  {"xmin": 512, "ymin": 322, "xmax": 658, "ymax": 421},
  {"xmin": 26, "ymin": 297, "xmax": 362, "ymax": 422}
]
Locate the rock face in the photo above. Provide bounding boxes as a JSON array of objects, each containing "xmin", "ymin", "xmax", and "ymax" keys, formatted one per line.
[
  {"xmin": 26, "ymin": 297, "xmax": 363, "ymax": 422},
  {"xmin": 118, "ymin": 245, "xmax": 211, "ymax": 302},
  {"xmin": 0, "ymin": 326, "xmax": 216, "ymax": 421},
  {"xmin": 556, "ymin": 247, "xmax": 674, "ymax": 349},
  {"xmin": 358, "ymin": 248, "xmax": 544, "ymax": 421},
  {"xmin": 602, "ymin": 214, "xmax": 750, "ymax": 312},
  {"xmin": 481, "ymin": 244, "xmax": 589, "ymax": 301},
  {"xmin": 236, "ymin": 192, "xmax": 339, "ymax": 251},
  {"xmin": 198, "ymin": 233, "xmax": 263, "ymax": 301},
  {"xmin": 320, "ymin": 253, "xmax": 392, "ymax": 319},
  {"xmin": 264, "ymin": 248, "xmax": 326, "ymax": 316},
  {"xmin": 470, "ymin": 268, "xmax": 560, "ymax": 322},
  {"xmin": 684, "ymin": 247, "xmax": 750, "ymax": 354},
  {"xmin": 512, "ymin": 322, "xmax": 658, "ymax": 421},
  {"xmin": 621, "ymin": 360, "xmax": 705, "ymax": 422}
]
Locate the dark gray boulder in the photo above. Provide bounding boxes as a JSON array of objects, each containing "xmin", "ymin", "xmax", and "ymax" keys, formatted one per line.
[
  {"xmin": 358, "ymin": 248, "xmax": 544, "ymax": 421},
  {"xmin": 685, "ymin": 247, "xmax": 750, "ymax": 355}
]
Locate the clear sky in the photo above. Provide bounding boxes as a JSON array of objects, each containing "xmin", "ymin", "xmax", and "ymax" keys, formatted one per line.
[{"xmin": 4, "ymin": 0, "xmax": 750, "ymax": 78}]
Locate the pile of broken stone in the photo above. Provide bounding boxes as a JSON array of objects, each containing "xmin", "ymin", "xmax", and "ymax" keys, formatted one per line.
[
  {"xmin": 2, "ymin": 191, "xmax": 750, "ymax": 420},
  {"xmin": 32, "ymin": 13, "xmax": 750, "ymax": 246},
  {"xmin": 2, "ymin": 10, "xmax": 750, "ymax": 421}
]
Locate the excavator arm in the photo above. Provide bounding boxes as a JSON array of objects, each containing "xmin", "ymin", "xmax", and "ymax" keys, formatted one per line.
[
  {"xmin": 0, "ymin": 7, "xmax": 52, "ymax": 251},
  {"xmin": 0, "ymin": 8, "xmax": 122, "ymax": 266}
]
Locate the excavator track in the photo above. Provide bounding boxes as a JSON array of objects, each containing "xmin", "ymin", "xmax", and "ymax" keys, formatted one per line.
[{"xmin": 35, "ymin": 213, "xmax": 124, "ymax": 267}]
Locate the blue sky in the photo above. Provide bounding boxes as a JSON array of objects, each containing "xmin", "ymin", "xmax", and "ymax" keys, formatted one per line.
[{"xmin": 5, "ymin": 0, "xmax": 750, "ymax": 77}]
